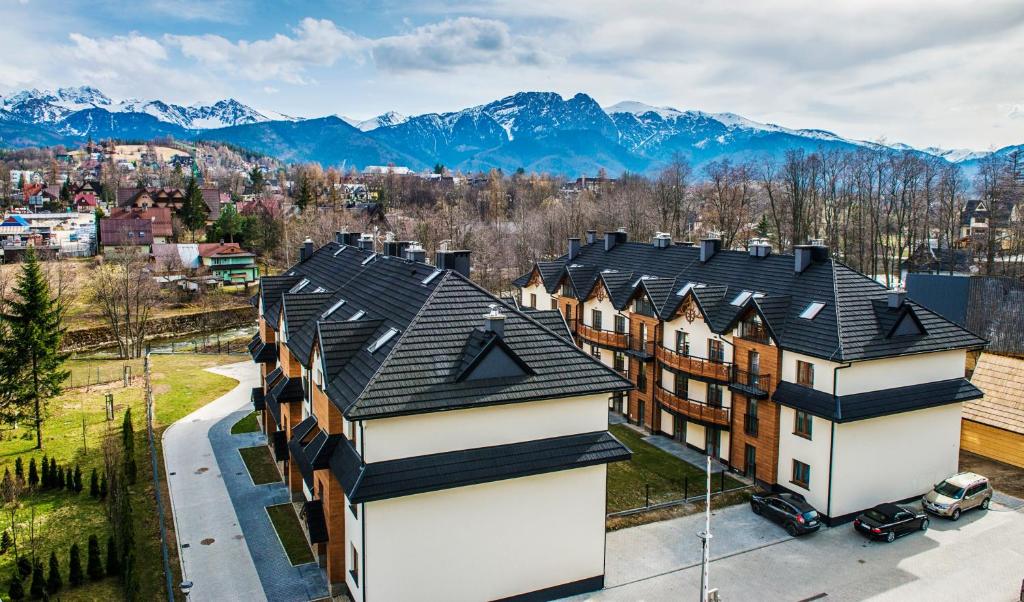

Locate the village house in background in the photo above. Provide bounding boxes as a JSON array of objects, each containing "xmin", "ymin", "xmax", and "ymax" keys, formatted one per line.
[
  {"xmin": 515, "ymin": 231, "xmax": 986, "ymax": 524},
  {"xmin": 249, "ymin": 234, "xmax": 631, "ymax": 600}
]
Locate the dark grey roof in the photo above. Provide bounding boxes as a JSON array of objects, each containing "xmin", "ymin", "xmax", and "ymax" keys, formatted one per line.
[
  {"xmin": 248, "ymin": 334, "xmax": 277, "ymax": 364},
  {"xmin": 330, "ymin": 430, "xmax": 630, "ymax": 504},
  {"xmin": 251, "ymin": 387, "xmax": 265, "ymax": 411},
  {"xmin": 907, "ymin": 274, "xmax": 1022, "ymax": 355},
  {"xmin": 519, "ymin": 309, "xmax": 572, "ymax": 340},
  {"xmin": 266, "ymin": 375, "xmax": 303, "ymax": 424},
  {"xmin": 282, "ymin": 291, "xmax": 334, "ymax": 364},
  {"xmin": 259, "ymin": 274, "xmax": 300, "ymax": 329},
  {"xmin": 772, "ymin": 378, "xmax": 983, "ymax": 422},
  {"xmin": 516, "ymin": 240, "xmax": 985, "ymax": 361}
]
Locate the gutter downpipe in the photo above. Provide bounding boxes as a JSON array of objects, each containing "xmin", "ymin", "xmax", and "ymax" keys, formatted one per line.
[{"xmin": 826, "ymin": 361, "xmax": 852, "ymax": 523}]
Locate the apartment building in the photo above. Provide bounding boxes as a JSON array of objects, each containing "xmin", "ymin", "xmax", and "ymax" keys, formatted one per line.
[
  {"xmin": 514, "ymin": 231, "xmax": 987, "ymax": 523},
  {"xmin": 249, "ymin": 234, "xmax": 631, "ymax": 601}
]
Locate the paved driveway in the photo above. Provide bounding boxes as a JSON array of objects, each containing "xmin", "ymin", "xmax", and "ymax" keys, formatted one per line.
[{"xmin": 569, "ymin": 495, "xmax": 1024, "ymax": 601}]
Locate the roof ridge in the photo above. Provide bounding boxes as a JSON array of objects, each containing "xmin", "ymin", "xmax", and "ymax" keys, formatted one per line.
[{"xmin": 346, "ymin": 269, "xmax": 452, "ymax": 414}]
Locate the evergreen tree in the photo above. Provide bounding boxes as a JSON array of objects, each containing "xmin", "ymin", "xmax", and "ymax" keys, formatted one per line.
[
  {"xmin": 104, "ymin": 536, "xmax": 120, "ymax": 577},
  {"xmin": 29, "ymin": 561, "xmax": 43, "ymax": 599},
  {"xmin": 68, "ymin": 544, "xmax": 83, "ymax": 587},
  {"xmin": 17, "ymin": 556, "xmax": 31, "ymax": 578},
  {"xmin": 1, "ymin": 530, "xmax": 10, "ymax": 554},
  {"xmin": 755, "ymin": 214, "xmax": 771, "ymax": 238},
  {"xmin": 14, "ymin": 457, "xmax": 23, "ymax": 481},
  {"xmin": 99, "ymin": 473, "xmax": 107, "ymax": 499},
  {"xmin": 86, "ymin": 535, "xmax": 103, "ymax": 581},
  {"xmin": 211, "ymin": 204, "xmax": 242, "ymax": 243},
  {"xmin": 89, "ymin": 468, "xmax": 99, "ymax": 498},
  {"xmin": 39, "ymin": 455, "xmax": 47, "ymax": 488},
  {"xmin": 46, "ymin": 552, "xmax": 60, "ymax": 594},
  {"xmin": 52, "ymin": 467, "xmax": 60, "ymax": 491},
  {"xmin": 180, "ymin": 177, "xmax": 208, "ymax": 242},
  {"xmin": 64, "ymin": 468, "xmax": 73, "ymax": 491},
  {"xmin": 0, "ymin": 249, "xmax": 69, "ymax": 449},
  {"xmin": 8, "ymin": 571, "xmax": 24, "ymax": 601},
  {"xmin": 47, "ymin": 460, "xmax": 56, "ymax": 490},
  {"xmin": 73, "ymin": 465, "xmax": 82, "ymax": 493},
  {"xmin": 294, "ymin": 173, "xmax": 313, "ymax": 212},
  {"xmin": 249, "ymin": 166, "xmax": 265, "ymax": 194},
  {"xmin": 59, "ymin": 176, "xmax": 71, "ymax": 205},
  {"xmin": 27, "ymin": 459, "xmax": 37, "ymax": 489},
  {"xmin": 122, "ymin": 410, "xmax": 136, "ymax": 485}
]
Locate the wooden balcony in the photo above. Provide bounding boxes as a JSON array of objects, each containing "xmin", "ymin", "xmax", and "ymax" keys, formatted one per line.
[
  {"xmin": 657, "ymin": 346, "xmax": 731, "ymax": 382},
  {"xmin": 577, "ymin": 322, "xmax": 629, "ymax": 349},
  {"xmin": 655, "ymin": 386, "xmax": 731, "ymax": 428}
]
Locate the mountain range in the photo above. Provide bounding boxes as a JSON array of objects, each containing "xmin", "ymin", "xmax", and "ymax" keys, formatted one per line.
[{"xmin": 0, "ymin": 86, "xmax": 1017, "ymax": 176}]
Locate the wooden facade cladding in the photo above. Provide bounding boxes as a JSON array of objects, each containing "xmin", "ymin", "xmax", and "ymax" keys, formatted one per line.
[
  {"xmin": 628, "ymin": 312, "xmax": 660, "ymax": 430},
  {"xmin": 961, "ymin": 419, "xmax": 1024, "ymax": 468},
  {"xmin": 258, "ymin": 316, "xmax": 276, "ymax": 343},
  {"xmin": 314, "ymin": 470, "xmax": 347, "ymax": 587},
  {"xmin": 653, "ymin": 386, "xmax": 731, "ymax": 427},
  {"xmin": 658, "ymin": 347, "xmax": 731, "ymax": 381},
  {"xmin": 278, "ymin": 343, "xmax": 301, "ymax": 378},
  {"xmin": 728, "ymin": 337, "xmax": 782, "ymax": 483},
  {"xmin": 312, "ymin": 385, "xmax": 343, "ymax": 435}
]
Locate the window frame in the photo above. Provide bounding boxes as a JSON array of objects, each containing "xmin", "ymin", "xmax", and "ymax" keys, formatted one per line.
[
  {"xmin": 591, "ymin": 308, "xmax": 603, "ymax": 331},
  {"xmin": 530, "ymin": 293, "xmax": 537, "ymax": 309},
  {"xmin": 794, "ymin": 410, "xmax": 813, "ymax": 439},
  {"xmin": 675, "ymin": 330, "xmax": 689, "ymax": 355},
  {"xmin": 792, "ymin": 459, "xmax": 811, "ymax": 489},
  {"xmin": 708, "ymin": 339, "xmax": 725, "ymax": 364},
  {"xmin": 796, "ymin": 360, "xmax": 815, "ymax": 387},
  {"xmin": 350, "ymin": 543, "xmax": 359, "ymax": 585}
]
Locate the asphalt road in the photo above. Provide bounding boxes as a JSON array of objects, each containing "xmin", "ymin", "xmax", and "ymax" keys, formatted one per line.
[{"xmin": 570, "ymin": 494, "xmax": 1024, "ymax": 601}]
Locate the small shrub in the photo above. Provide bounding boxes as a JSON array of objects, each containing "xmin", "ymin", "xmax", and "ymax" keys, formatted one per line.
[
  {"xmin": 48, "ymin": 460, "xmax": 56, "ymax": 490},
  {"xmin": 73, "ymin": 466, "xmax": 83, "ymax": 493},
  {"xmin": 1, "ymin": 530, "xmax": 11, "ymax": 554},
  {"xmin": 46, "ymin": 552, "xmax": 61, "ymax": 594},
  {"xmin": 14, "ymin": 457, "xmax": 24, "ymax": 481},
  {"xmin": 105, "ymin": 536, "xmax": 120, "ymax": 577},
  {"xmin": 86, "ymin": 535, "xmax": 103, "ymax": 581},
  {"xmin": 68, "ymin": 545, "xmax": 83, "ymax": 587},
  {"xmin": 29, "ymin": 561, "xmax": 44, "ymax": 600},
  {"xmin": 99, "ymin": 473, "xmax": 108, "ymax": 500},
  {"xmin": 89, "ymin": 469, "xmax": 99, "ymax": 498},
  {"xmin": 27, "ymin": 459, "xmax": 38, "ymax": 489},
  {"xmin": 64, "ymin": 469, "xmax": 73, "ymax": 492},
  {"xmin": 17, "ymin": 556, "xmax": 32, "ymax": 578},
  {"xmin": 8, "ymin": 572, "xmax": 24, "ymax": 601}
]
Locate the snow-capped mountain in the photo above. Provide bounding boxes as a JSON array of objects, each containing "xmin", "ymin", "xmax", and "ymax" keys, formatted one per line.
[
  {"xmin": 0, "ymin": 86, "xmax": 296, "ymax": 130},
  {"xmin": 354, "ymin": 111, "xmax": 408, "ymax": 132}
]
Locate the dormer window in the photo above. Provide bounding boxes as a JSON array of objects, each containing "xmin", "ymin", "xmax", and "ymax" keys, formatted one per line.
[{"xmin": 634, "ymin": 297, "xmax": 656, "ymax": 317}]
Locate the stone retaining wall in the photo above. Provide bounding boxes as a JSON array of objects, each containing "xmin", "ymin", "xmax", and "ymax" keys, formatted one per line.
[{"xmin": 64, "ymin": 305, "xmax": 257, "ymax": 352}]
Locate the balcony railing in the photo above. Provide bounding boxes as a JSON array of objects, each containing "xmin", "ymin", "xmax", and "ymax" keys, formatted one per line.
[
  {"xmin": 626, "ymin": 335, "xmax": 656, "ymax": 358},
  {"xmin": 657, "ymin": 346, "xmax": 731, "ymax": 382},
  {"xmin": 577, "ymin": 322, "xmax": 629, "ymax": 349},
  {"xmin": 737, "ymin": 323, "xmax": 772, "ymax": 345},
  {"xmin": 744, "ymin": 413, "xmax": 759, "ymax": 436},
  {"xmin": 654, "ymin": 386, "xmax": 731, "ymax": 428},
  {"xmin": 730, "ymin": 367, "xmax": 773, "ymax": 398}
]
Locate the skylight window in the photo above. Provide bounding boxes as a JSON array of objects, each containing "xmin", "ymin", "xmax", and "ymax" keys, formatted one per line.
[
  {"xmin": 676, "ymin": 282, "xmax": 706, "ymax": 297},
  {"xmin": 312, "ymin": 286, "xmax": 326, "ymax": 293},
  {"xmin": 348, "ymin": 310, "xmax": 365, "ymax": 321},
  {"xmin": 799, "ymin": 302, "xmax": 826, "ymax": 320},
  {"xmin": 368, "ymin": 327, "xmax": 398, "ymax": 353},
  {"xmin": 361, "ymin": 253, "xmax": 378, "ymax": 266},
  {"xmin": 731, "ymin": 291, "xmax": 753, "ymax": 306},
  {"xmin": 321, "ymin": 299, "xmax": 346, "ymax": 319},
  {"xmin": 333, "ymin": 247, "xmax": 345, "ymax": 257},
  {"xmin": 288, "ymin": 278, "xmax": 310, "ymax": 294},
  {"xmin": 422, "ymin": 269, "xmax": 442, "ymax": 285}
]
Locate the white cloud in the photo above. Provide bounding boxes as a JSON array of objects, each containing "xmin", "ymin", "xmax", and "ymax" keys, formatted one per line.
[
  {"xmin": 165, "ymin": 18, "xmax": 364, "ymax": 84},
  {"xmin": 371, "ymin": 17, "xmax": 547, "ymax": 72}
]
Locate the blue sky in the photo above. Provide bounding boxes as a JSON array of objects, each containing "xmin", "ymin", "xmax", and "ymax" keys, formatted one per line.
[{"xmin": 2, "ymin": 0, "xmax": 1024, "ymax": 150}]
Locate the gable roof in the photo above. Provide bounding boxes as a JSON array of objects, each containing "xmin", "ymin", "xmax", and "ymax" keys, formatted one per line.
[
  {"xmin": 517, "ymin": 239, "xmax": 985, "ymax": 361},
  {"xmin": 965, "ymin": 352, "xmax": 1024, "ymax": 435}
]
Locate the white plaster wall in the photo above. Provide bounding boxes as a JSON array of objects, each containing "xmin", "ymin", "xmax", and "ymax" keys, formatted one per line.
[
  {"xmin": 830, "ymin": 403, "xmax": 962, "ymax": 517},
  {"xmin": 687, "ymin": 422, "xmax": 706, "ymax": 449},
  {"xmin": 519, "ymin": 283, "xmax": 552, "ymax": 310},
  {"xmin": 776, "ymin": 406, "xmax": 833, "ymax": 512},
  {"xmin": 362, "ymin": 394, "xmax": 608, "ymax": 462},
  {"xmin": 836, "ymin": 350, "xmax": 967, "ymax": 395},
  {"xmin": 364, "ymin": 465, "xmax": 607, "ymax": 602},
  {"xmin": 345, "ymin": 495, "xmax": 364, "ymax": 602},
  {"xmin": 685, "ymin": 380, "xmax": 732, "ymax": 409},
  {"xmin": 580, "ymin": 291, "xmax": 619, "ymax": 330},
  {"xmin": 779, "ymin": 351, "xmax": 840, "ymax": 393},
  {"xmin": 661, "ymin": 367, "xmax": 675, "ymax": 391},
  {"xmin": 720, "ymin": 430, "xmax": 731, "ymax": 462},
  {"xmin": 659, "ymin": 409, "xmax": 673, "ymax": 435},
  {"xmin": 662, "ymin": 314, "xmax": 730, "ymax": 362}
]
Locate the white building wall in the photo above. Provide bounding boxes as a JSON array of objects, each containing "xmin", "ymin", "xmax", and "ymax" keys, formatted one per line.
[
  {"xmin": 776, "ymin": 406, "xmax": 833, "ymax": 512},
  {"xmin": 580, "ymin": 291, "xmax": 619, "ymax": 330},
  {"xmin": 662, "ymin": 314, "xmax": 730, "ymax": 363},
  {"xmin": 779, "ymin": 351, "xmax": 840, "ymax": 393},
  {"xmin": 364, "ymin": 465, "xmax": 607, "ymax": 602},
  {"xmin": 835, "ymin": 350, "xmax": 967, "ymax": 395},
  {"xmin": 345, "ymin": 495, "xmax": 364, "ymax": 602},
  {"xmin": 519, "ymin": 283, "xmax": 552, "ymax": 310},
  {"xmin": 362, "ymin": 394, "xmax": 608, "ymax": 463},
  {"xmin": 830, "ymin": 403, "xmax": 962, "ymax": 517}
]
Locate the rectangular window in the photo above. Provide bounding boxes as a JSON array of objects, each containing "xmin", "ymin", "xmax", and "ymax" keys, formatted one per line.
[
  {"xmin": 797, "ymin": 361, "xmax": 814, "ymax": 387},
  {"xmin": 634, "ymin": 297, "xmax": 656, "ymax": 317},
  {"xmin": 614, "ymin": 315, "xmax": 627, "ymax": 333},
  {"xmin": 590, "ymin": 344, "xmax": 601, "ymax": 359},
  {"xmin": 550, "ymin": 298, "xmax": 558, "ymax": 310},
  {"xmin": 674, "ymin": 374, "xmax": 688, "ymax": 398},
  {"xmin": 675, "ymin": 331, "xmax": 689, "ymax": 355},
  {"xmin": 795, "ymin": 410, "xmax": 813, "ymax": 439},
  {"xmin": 707, "ymin": 383, "xmax": 723, "ymax": 407},
  {"xmin": 350, "ymin": 544, "xmax": 359, "ymax": 585},
  {"xmin": 708, "ymin": 339, "xmax": 724, "ymax": 363},
  {"xmin": 613, "ymin": 352, "xmax": 626, "ymax": 373},
  {"xmin": 530, "ymin": 293, "xmax": 537, "ymax": 308},
  {"xmin": 636, "ymin": 366, "xmax": 647, "ymax": 392},
  {"xmin": 792, "ymin": 460, "xmax": 811, "ymax": 488},
  {"xmin": 592, "ymin": 309, "xmax": 603, "ymax": 331},
  {"xmin": 560, "ymin": 282, "xmax": 574, "ymax": 297}
]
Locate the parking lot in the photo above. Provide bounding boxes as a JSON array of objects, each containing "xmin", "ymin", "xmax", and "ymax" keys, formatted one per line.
[{"xmin": 570, "ymin": 492, "xmax": 1024, "ymax": 601}]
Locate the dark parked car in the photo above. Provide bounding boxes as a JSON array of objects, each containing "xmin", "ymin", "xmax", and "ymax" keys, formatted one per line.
[
  {"xmin": 750, "ymin": 492, "xmax": 821, "ymax": 535},
  {"xmin": 853, "ymin": 503, "xmax": 929, "ymax": 542}
]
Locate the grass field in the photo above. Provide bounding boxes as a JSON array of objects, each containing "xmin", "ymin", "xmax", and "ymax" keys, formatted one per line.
[
  {"xmin": 231, "ymin": 412, "xmax": 260, "ymax": 435},
  {"xmin": 0, "ymin": 353, "xmax": 243, "ymax": 601},
  {"xmin": 240, "ymin": 446, "xmax": 281, "ymax": 485},
  {"xmin": 607, "ymin": 424, "xmax": 744, "ymax": 513},
  {"xmin": 266, "ymin": 504, "xmax": 315, "ymax": 566}
]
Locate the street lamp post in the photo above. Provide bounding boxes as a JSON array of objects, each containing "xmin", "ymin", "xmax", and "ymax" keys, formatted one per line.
[{"xmin": 698, "ymin": 452, "xmax": 712, "ymax": 602}]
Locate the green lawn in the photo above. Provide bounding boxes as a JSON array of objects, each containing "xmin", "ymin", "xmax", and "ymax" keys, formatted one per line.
[
  {"xmin": 607, "ymin": 424, "xmax": 743, "ymax": 512},
  {"xmin": 231, "ymin": 412, "xmax": 260, "ymax": 434},
  {"xmin": 239, "ymin": 446, "xmax": 281, "ymax": 485},
  {"xmin": 0, "ymin": 353, "xmax": 244, "ymax": 601},
  {"xmin": 266, "ymin": 504, "xmax": 315, "ymax": 565}
]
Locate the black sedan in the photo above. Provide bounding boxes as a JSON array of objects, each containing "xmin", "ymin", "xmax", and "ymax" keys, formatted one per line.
[
  {"xmin": 750, "ymin": 492, "xmax": 821, "ymax": 536},
  {"xmin": 853, "ymin": 503, "xmax": 929, "ymax": 542}
]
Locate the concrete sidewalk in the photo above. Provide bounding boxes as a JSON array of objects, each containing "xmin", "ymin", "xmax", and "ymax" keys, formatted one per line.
[{"xmin": 163, "ymin": 361, "xmax": 266, "ymax": 601}]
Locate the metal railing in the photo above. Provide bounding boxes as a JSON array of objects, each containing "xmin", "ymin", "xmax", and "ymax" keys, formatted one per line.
[
  {"xmin": 730, "ymin": 367, "xmax": 773, "ymax": 397},
  {"xmin": 654, "ymin": 386, "xmax": 731, "ymax": 427},
  {"xmin": 658, "ymin": 346, "xmax": 732, "ymax": 381},
  {"xmin": 627, "ymin": 335, "xmax": 656, "ymax": 356}
]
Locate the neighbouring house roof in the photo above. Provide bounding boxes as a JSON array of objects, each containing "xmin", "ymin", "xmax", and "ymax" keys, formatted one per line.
[
  {"xmin": 2, "ymin": 215, "xmax": 30, "ymax": 228},
  {"xmin": 197, "ymin": 242, "xmax": 255, "ymax": 259},
  {"xmin": 110, "ymin": 206, "xmax": 173, "ymax": 238},
  {"xmin": 99, "ymin": 217, "xmax": 153, "ymax": 246},
  {"xmin": 330, "ymin": 430, "xmax": 630, "ymax": 504},
  {"xmin": 772, "ymin": 378, "xmax": 983, "ymax": 423},
  {"xmin": 965, "ymin": 353, "xmax": 1024, "ymax": 435},
  {"xmin": 514, "ymin": 240, "xmax": 986, "ymax": 362}
]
